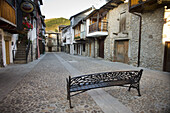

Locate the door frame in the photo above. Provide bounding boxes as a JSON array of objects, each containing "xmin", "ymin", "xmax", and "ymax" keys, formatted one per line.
[
  {"xmin": 114, "ymin": 39, "xmax": 129, "ymax": 63},
  {"xmin": 163, "ymin": 41, "xmax": 170, "ymax": 72},
  {"xmin": 98, "ymin": 38, "xmax": 105, "ymax": 58},
  {"xmin": 5, "ymin": 40, "xmax": 10, "ymax": 65}
]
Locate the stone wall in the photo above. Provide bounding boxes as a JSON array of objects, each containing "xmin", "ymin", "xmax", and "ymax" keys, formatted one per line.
[
  {"xmin": 0, "ymin": 30, "xmax": 3, "ymax": 67},
  {"xmin": 86, "ymin": 38, "xmax": 95, "ymax": 58},
  {"xmin": 106, "ymin": 3, "xmax": 136, "ymax": 63},
  {"xmin": 140, "ymin": 8, "xmax": 164, "ymax": 70},
  {"xmin": 106, "ymin": 3, "xmax": 165, "ymax": 70},
  {"xmin": 32, "ymin": 39, "xmax": 37, "ymax": 60}
]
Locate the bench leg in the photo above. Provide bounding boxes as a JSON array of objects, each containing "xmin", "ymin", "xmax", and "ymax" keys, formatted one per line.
[
  {"xmin": 67, "ymin": 91, "xmax": 73, "ymax": 108},
  {"xmin": 69, "ymin": 96, "xmax": 73, "ymax": 108},
  {"xmin": 128, "ymin": 85, "xmax": 132, "ymax": 92},
  {"xmin": 137, "ymin": 84, "xmax": 141, "ymax": 96},
  {"xmin": 67, "ymin": 88, "xmax": 73, "ymax": 108},
  {"xmin": 128, "ymin": 83, "xmax": 141, "ymax": 96},
  {"xmin": 66, "ymin": 78, "xmax": 73, "ymax": 108}
]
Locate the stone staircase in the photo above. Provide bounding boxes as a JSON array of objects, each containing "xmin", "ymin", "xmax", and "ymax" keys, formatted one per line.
[{"xmin": 14, "ymin": 39, "xmax": 27, "ymax": 64}]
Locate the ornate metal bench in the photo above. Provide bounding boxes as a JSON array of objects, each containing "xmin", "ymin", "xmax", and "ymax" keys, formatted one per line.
[{"xmin": 66, "ymin": 69, "xmax": 143, "ymax": 108}]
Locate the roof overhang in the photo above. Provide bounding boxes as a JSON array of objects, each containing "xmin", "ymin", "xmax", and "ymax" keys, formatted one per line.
[
  {"xmin": 0, "ymin": 17, "xmax": 18, "ymax": 33},
  {"xmin": 69, "ymin": 7, "xmax": 93, "ymax": 20},
  {"xmin": 84, "ymin": 0, "xmax": 124, "ymax": 19}
]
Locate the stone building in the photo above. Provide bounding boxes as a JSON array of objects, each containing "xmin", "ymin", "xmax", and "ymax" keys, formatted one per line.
[
  {"xmin": 72, "ymin": 1, "xmax": 122, "ymax": 58},
  {"xmin": 104, "ymin": 0, "xmax": 170, "ymax": 71},
  {"xmin": 128, "ymin": 0, "xmax": 170, "ymax": 71},
  {"xmin": 64, "ymin": 0, "xmax": 170, "ymax": 72},
  {"xmin": 61, "ymin": 25, "xmax": 71, "ymax": 53},
  {"xmin": 45, "ymin": 32, "xmax": 61, "ymax": 52},
  {"xmin": 84, "ymin": 0, "xmax": 123, "ymax": 58},
  {"xmin": 69, "ymin": 6, "xmax": 95, "ymax": 55}
]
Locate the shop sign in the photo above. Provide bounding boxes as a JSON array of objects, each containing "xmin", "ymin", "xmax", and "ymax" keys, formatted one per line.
[{"xmin": 20, "ymin": 1, "xmax": 34, "ymax": 13}]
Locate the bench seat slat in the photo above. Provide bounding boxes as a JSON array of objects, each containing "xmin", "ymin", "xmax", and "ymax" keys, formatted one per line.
[{"xmin": 70, "ymin": 80, "xmax": 133, "ymax": 92}]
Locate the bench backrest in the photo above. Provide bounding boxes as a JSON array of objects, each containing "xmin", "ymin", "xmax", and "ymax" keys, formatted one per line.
[{"xmin": 69, "ymin": 69, "xmax": 143, "ymax": 88}]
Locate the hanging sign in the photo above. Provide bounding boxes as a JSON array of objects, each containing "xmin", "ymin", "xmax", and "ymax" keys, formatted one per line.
[{"xmin": 20, "ymin": 1, "xmax": 34, "ymax": 13}]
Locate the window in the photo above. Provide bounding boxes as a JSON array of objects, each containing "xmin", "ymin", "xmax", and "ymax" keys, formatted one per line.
[
  {"xmin": 119, "ymin": 12, "xmax": 126, "ymax": 32},
  {"xmin": 6, "ymin": 0, "xmax": 15, "ymax": 7},
  {"xmin": 83, "ymin": 44, "xmax": 85, "ymax": 52}
]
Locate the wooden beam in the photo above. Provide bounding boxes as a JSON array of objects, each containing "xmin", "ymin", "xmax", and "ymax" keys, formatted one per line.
[
  {"xmin": 103, "ymin": 7, "xmax": 114, "ymax": 10},
  {"xmin": 107, "ymin": 5, "xmax": 116, "ymax": 8},
  {"xmin": 110, "ymin": 3, "xmax": 118, "ymax": 7}
]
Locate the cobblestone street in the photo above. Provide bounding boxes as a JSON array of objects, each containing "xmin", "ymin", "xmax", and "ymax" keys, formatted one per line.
[{"xmin": 0, "ymin": 52, "xmax": 170, "ymax": 113}]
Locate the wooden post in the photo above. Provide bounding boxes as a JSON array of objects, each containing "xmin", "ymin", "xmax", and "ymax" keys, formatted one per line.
[
  {"xmin": 97, "ymin": 11, "xmax": 99, "ymax": 31},
  {"xmin": 57, "ymin": 33, "xmax": 59, "ymax": 52}
]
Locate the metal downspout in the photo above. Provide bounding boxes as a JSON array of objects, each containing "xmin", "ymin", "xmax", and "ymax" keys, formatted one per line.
[
  {"xmin": 94, "ymin": 38, "xmax": 95, "ymax": 58},
  {"xmin": 36, "ymin": 14, "xmax": 38, "ymax": 59},
  {"xmin": 132, "ymin": 13, "xmax": 142, "ymax": 67}
]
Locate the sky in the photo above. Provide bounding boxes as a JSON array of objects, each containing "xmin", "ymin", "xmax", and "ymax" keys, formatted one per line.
[{"xmin": 41, "ymin": 0, "xmax": 107, "ymax": 19}]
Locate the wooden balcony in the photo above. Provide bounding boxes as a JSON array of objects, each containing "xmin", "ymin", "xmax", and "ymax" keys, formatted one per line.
[
  {"xmin": 129, "ymin": 0, "xmax": 170, "ymax": 13},
  {"xmin": 0, "ymin": 0, "xmax": 17, "ymax": 31},
  {"xmin": 89, "ymin": 22, "xmax": 108, "ymax": 33}
]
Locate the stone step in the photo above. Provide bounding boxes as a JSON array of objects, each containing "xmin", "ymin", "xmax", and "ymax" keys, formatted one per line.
[
  {"xmin": 17, "ymin": 47, "xmax": 26, "ymax": 49},
  {"xmin": 15, "ymin": 52, "xmax": 26, "ymax": 54},
  {"xmin": 14, "ymin": 60, "xmax": 26, "ymax": 64},
  {"xmin": 16, "ymin": 51, "xmax": 26, "ymax": 54},
  {"xmin": 16, "ymin": 50, "xmax": 26, "ymax": 52},
  {"xmin": 15, "ymin": 55, "xmax": 26, "ymax": 59},
  {"xmin": 14, "ymin": 57, "xmax": 26, "ymax": 60},
  {"xmin": 17, "ymin": 45, "xmax": 27, "ymax": 48}
]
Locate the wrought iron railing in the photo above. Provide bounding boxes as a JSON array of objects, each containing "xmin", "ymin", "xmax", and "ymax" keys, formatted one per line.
[
  {"xmin": 89, "ymin": 22, "xmax": 108, "ymax": 33},
  {"xmin": 12, "ymin": 41, "xmax": 17, "ymax": 61},
  {"xmin": 26, "ymin": 38, "xmax": 31, "ymax": 63},
  {"xmin": 12, "ymin": 50, "xmax": 17, "ymax": 62}
]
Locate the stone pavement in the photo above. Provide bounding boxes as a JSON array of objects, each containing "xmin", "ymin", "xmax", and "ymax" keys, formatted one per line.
[
  {"xmin": 0, "ymin": 55, "xmax": 45, "ymax": 102},
  {"xmin": 55, "ymin": 53, "xmax": 133, "ymax": 113},
  {"xmin": 0, "ymin": 52, "xmax": 169, "ymax": 113}
]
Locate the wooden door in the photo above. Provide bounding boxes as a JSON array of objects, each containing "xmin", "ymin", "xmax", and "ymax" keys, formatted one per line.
[
  {"xmin": 5, "ymin": 41, "xmax": 10, "ymax": 64},
  {"xmin": 77, "ymin": 44, "xmax": 78, "ymax": 55},
  {"xmin": 48, "ymin": 47, "xmax": 52, "ymax": 52},
  {"xmin": 163, "ymin": 42, "xmax": 170, "ymax": 72},
  {"xmin": 115, "ymin": 40, "xmax": 129, "ymax": 63},
  {"xmin": 78, "ymin": 44, "xmax": 81, "ymax": 55},
  {"xmin": 99, "ymin": 39, "xmax": 104, "ymax": 58}
]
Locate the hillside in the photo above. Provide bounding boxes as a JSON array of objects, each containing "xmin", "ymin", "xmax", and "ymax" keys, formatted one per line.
[{"xmin": 45, "ymin": 17, "xmax": 70, "ymax": 32}]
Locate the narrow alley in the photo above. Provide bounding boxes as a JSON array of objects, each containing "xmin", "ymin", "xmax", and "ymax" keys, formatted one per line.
[{"xmin": 0, "ymin": 53, "xmax": 169, "ymax": 113}]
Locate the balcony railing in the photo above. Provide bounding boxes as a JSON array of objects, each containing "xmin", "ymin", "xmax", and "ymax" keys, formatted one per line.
[{"xmin": 89, "ymin": 22, "xmax": 108, "ymax": 33}]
